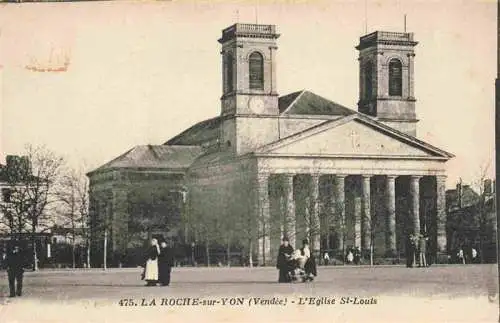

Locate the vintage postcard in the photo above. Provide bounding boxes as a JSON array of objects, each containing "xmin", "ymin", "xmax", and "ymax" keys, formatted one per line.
[{"xmin": 0, "ymin": 0, "xmax": 497, "ymax": 322}]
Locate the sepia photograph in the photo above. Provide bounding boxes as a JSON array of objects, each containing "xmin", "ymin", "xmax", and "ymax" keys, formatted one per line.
[{"xmin": 0, "ymin": 0, "xmax": 497, "ymax": 322}]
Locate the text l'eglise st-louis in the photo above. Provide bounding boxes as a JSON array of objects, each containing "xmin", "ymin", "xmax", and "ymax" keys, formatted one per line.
[{"xmin": 297, "ymin": 297, "xmax": 377, "ymax": 306}]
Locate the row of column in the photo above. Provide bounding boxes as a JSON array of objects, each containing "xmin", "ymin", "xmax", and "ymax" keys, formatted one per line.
[{"xmin": 256, "ymin": 173, "xmax": 447, "ymax": 265}]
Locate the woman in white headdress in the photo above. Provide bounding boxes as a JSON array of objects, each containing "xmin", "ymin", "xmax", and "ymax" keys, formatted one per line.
[{"xmin": 143, "ymin": 238, "xmax": 160, "ymax": 286}]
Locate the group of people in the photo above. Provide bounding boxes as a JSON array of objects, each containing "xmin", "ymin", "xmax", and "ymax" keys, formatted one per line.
[
  {"xmin": 456, "ymin": 247, "xmax": 478, "ymax": 264},
  {"xmin": 406, "ymin": 233, "xmax": 430, "ymax": 268},
  {"xmin": 276, "ymin": 237, "xmax": 317, "ymax": 283},
  {"xmin": 142, "ymin": 238, "xmax": 175, "ymax": 286}
]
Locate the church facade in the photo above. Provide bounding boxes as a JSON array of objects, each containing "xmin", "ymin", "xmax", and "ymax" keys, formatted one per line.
[{"xmin": 88, "ymin": 23, "xmax": 453, "ymax": 267}]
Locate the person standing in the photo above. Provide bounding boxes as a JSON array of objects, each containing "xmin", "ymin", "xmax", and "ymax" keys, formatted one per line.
[
  {"xmin": 472, "ymin": 248, "xmax": 478, "ymax": 264},
  {"xmin": 458, "ymin": 248, "xmax": 465, "ymax": 265},
  {"xmin": 301, "ymin": 239, "xmax": 317, "ymax": 281},
  {"xmin": 276, "ymin": 237, "xmax": 294, "ymax": 283},
  {"xmin": 406, "ymin": 235, "xmax": 414, "ymax": 268},
  {"xmin": 158, "ymin": 240, "xmax": 175, "ymax": 286},
  {"xmin": 5, "ymin": 241, "xmax": 25, "ymax": 297},
  {"xmin": 346, "ymin": 250, "xmax": 354, "ymax": 264},
  {"xmin": 418, "ymin": 234, "xmax": 428, "ymax": 267},
  {"xmin": 323, "ymin": 252, "xmax": 330, "ymax": 266},
  {"xmin": 143, "ymin": 238, "xmax": 160, "ymax": 286}
]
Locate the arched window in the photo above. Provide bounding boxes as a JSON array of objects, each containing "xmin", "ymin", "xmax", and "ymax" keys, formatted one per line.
[
  {"xmin": 364, "ymin": 62, "xmax": 373, "ymax": 100},
  {"xmin": 249, "ymin": 51, "xmax": 264, "ymax": 90},
  {"xmin": 388, "ymin": 59, "xmax": 402, "ymax": 96},
  {"xmin": 225, "ymin": 53, "xmax": 234, "ymax": 93}
]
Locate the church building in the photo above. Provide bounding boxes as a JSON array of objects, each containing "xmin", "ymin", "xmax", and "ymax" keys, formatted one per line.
[{"xmin": 87, "ymin": 23, "xmax": 454, "ymax": 267}]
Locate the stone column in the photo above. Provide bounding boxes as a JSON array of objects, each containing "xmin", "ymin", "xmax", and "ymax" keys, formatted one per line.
[
  {"xmin": 354, "ymin": 197, "xmax": 362, "ymax": 248},
  {"xmin": 283, "ymin": 174, "xmax": 296, "ymax": 249},
  {"xmin": 335, "ymin": 175, "xmax": 346, "ymax": 257},
  {"xmin": 385, "ymin": 175, "xmax": 397, "ymax": 257},
  {"xmin": 410, "ymin": 176, "xmax": 422, "ymax": 235},
  {"xmin": 361, "ymin": 176, "xmax": 372, "ymax": 254},
  {"xmin": 256, "ymin": 173, "xmax": 271, "ymax": 266},
  {"xmin": 436, "ymin": 175, "xmax": 447, "ymax": 263},
  {"xmin": 310, "ymin": 174, "xmax": 321, "ymax": 260}
]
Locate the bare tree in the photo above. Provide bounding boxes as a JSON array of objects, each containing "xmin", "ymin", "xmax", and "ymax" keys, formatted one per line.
[
  {"xmin": 56, "ymin": 167, "xmax": 90, "ymax": 268},
  {"xmin": 0, "ymin": 145, "xmax": 64, "ymax": 270},
  {"xmin": 472, "ymin": 160, "xmax": 494, "ymax": 263}
]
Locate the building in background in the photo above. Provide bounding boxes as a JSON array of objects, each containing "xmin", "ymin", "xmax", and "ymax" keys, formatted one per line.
[{"xmin": 446, "ymin": 180, "xmax": 497, "ymax": 263}]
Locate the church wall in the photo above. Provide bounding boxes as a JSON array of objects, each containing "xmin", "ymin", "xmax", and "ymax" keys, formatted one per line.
[
  {"xmin": 187, "ymin": 157, "xmax": 258, "ymax": 262},
  {"xmin": 278, "ymin": 118, "xmax": 325, "ymax": 138},
  {"xmin": 375, "ymin": 99, "xmax": 416, "ymax": 121},
  {"xmin": 259, "ymin": 157, "xmax": 446, "ymax": 177},
  {"xmin": 88, "ymin": 169, "xmax": 187, "ymax": 267},
  {"xmin": 221, "ymin": 118, "xmax": 237, "ymax": 153},
  {"xmin": 232, "ymin": 38, "xmax": 276, "ymax": 94},
  {"xmin": 272, "ymin": 121, "xmax": 427, "ymax": 157},
  {"xmin": 379, "ymin": 120, "xmax": 417, "ymax": 137},
  {"xmin": 236, "ymin": 117, "xmax": 280, "ymax": 154}
]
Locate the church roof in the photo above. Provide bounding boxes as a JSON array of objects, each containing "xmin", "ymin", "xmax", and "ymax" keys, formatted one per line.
[
  {"xmin": 164, "ymin": 117, "xmax": 222, "ymax": 146},
  {"xmin": 164, "ymin": 90, "xmax": 355, "ymax": 146},
  {"xmin": 279, "ymin": 90, "xmax": 355, "ymax": 116},
  {"xmin": 89, "ymin": 145, "xmax": 204, "ymax": 174}
]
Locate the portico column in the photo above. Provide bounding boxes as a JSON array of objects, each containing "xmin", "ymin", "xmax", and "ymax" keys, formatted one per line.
[
  {"xmin": 256, "ymin": 173, "xmax": 271, "ymax": 266},
  {"xmin": 385, "ymin": 175, "xmax": 397, "ymax": 256},
  {"xmin": 335, "ymin": 175, "xmax": 346, "ymax": 257},
  {"xmin": 310, "ymin": 174, "xmax": 321, "ymax": 260},
  {"xmin": 410, "ymin": 176, "xmax": 422, "ymax": 235},
  {"xmin": 283, "ymin": 174, "xmax": 296, "ymax": 248},
  {"xmin": 361, "ymin": 175, "xmax": 372, "ymax": 254},
  {"xmin": 436, "ymin": 175, "xmax": 447, "ymax": 262}
]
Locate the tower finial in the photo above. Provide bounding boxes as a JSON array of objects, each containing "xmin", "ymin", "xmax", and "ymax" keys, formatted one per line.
[{"xmin": 404, "ymin": 14, "xmax": 407, "ymax": 32}]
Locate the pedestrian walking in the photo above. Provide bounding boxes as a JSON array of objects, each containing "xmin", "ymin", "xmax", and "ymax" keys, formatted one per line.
[
  {"xmin": 4, "ymin": 241, "xmax": 25, "ymax": 297},
  {"xmin": 158, "ymin": 240, "xmax": 175, "ymax": 286},
  {"xmin": 142, "ymin": 238, "xmax": 160, "ymax": 286},
  {"xmin": 276, "ymin": 237, "xmax": 294, "ymax": 283}
]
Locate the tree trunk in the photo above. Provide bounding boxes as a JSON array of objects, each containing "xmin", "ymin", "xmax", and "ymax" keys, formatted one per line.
[
  {"xmin": 248, "ymin": 239, "xmax": 253, "ymax": 268},
  {"xmin": 31, "ymin": 225, "xmax": 38, "ymax": 271},
  {"xmin": 32, "ymin": 237, "xmax": 38, "ymax": 271},
  {"xmin": 72, "ymin": 237, "xmax": 76, "ymax": 269},
  {"xmin": 226, "ymin": 237, "xmax": 231, "ymax": 267},
  {"xmin": 86, "ymin": 240, "xmax": 91, "ymax": 269},
  {"xmin": 370, "ymin": 242, "xmax": 374, "ymax": 266},
  {"xmin": 205, "ymin": 238, "xmax": 210, "ymax": 267}
]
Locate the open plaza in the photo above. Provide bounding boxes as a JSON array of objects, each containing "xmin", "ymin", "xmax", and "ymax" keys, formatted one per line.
[{"xmin": 0, "ymin": 264, "xmax": 498, "ymax": 323}]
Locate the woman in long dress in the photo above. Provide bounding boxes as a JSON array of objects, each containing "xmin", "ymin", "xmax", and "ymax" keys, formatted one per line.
[
  {"xmin": 276, "ymin": 236, "xmax": 294, "ymax": 283},
  {"xmin": 144, "ymin": 238, "xmax": 160, "ymax": 286}
]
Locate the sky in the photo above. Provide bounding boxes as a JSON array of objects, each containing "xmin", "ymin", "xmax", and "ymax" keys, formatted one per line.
[{"xmin": 0, "ymin": 0, "xmax": 495, "ymax": 189}]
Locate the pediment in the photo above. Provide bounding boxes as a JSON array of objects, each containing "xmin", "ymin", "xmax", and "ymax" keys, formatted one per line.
[{"xmin": 257, "ymin": 115, "xmax": 452, "ymax": 159}]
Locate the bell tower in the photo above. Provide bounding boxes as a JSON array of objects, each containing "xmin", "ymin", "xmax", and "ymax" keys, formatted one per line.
[
  {"xmin": 218, "ymin": 23, "xmax": 281, "ymax": 154},
  {"xmin": 219, "ymin": 23, "xmax": 280, "ymax": 116},
  {"xmin": 356, "ymin": 31, "xmax": 419, "ymax": 136}
]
